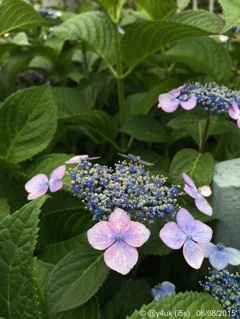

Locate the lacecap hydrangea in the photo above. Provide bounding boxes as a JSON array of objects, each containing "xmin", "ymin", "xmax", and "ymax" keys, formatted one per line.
[{"xmin": 67, "ymin": 160, "xmax": 179, "ymax": 222}]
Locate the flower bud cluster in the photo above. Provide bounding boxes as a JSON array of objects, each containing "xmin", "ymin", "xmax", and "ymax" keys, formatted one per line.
[
  {"xmin": 68, "ymin": 160, "xmax": 179, "ymax": 222},
  {"xmin": 201, "ymin": 268, "xmax": 240, "ymax": 319},
  {"xmin": 180, "ymin": 83, "xmax": 240, "ymax": 114}
]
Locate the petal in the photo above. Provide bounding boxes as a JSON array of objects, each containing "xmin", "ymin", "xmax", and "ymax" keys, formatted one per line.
[
  {"xmin": 200, "ymin": 242, "xmax": 216, "ymax": 257},
  {"xmin": 184, "ymin": 184, "xmax": 198, "ymax": 199},
  {"xmin": 195, "ymin": 195, "xmax": 213, "ymax": 215},
  {"xmin": 169, "ymin": 87, "xmax": 182, "ymax": 98},
  {"xmin": 49, "ymin": 180, "xmax": 63, "ymax": 192},
  {"xmin": 232, "ymin": 101, "xmax": 240, "ymax": 114},
  {"xmin": 50, "ymin": 165, "xmax": 66, "ymax": 181},
  {"xmin": 160, "ymin": 222, "xmax": 186, "ymax": 249},
  {"xmin": 87, "ymin": 221, "xmax": 116, "ymax": 250},
  {"xmin": 191, "ymin": 220, "xmax": 213, "ymax": 243},
  {"xmin": 151, "ymin": 281, "xmax": 175, "ymax": 301},
  {"xmin": 183, "ymin": 240, "xmax": 204, "ymax": 269},
  {"xmin": 176, "ymin": 208, "xmax": 196, "ymax": 235},
  {"xmin": 104, "ymin": 241, "xmax": 138, "ymax": 275},
  {"xmin": 224, "ymin": 247, "xmax": 240, "ymax": 266},
  {"xmin": 123, "ymin": 221, "xmax": 150, "ymax": 247},
  {"xmin": 25, "ymin": 174, "xmax": 49, "ymax": 199},
  {"xmin": 158, "ymin": 93, "xmax": 179, "ymax": 112},
  {"xmin": 108, "ymin": 208, "xmax": 131, "ymax": 235},
  {"xmin": 208, "ymin": 250, "xmax": 229, "ymax": 270},
  {"xmin": 228, "ymin": 108, "xmax": 238, "ymax": 120},
  {"xmin": 199, "ymin": 185, "xmax": 212, "ymax": 197},
  {"xmin": 65, "ymin": 155, "xmax": 89, "ymax": 163},
  {"xmin": 180, "ymin": 95, "xmax": 197, "ymax": 110},
  {"xmin": 182, "ymin": 173, "xmax": 196, "ymax": 189}
]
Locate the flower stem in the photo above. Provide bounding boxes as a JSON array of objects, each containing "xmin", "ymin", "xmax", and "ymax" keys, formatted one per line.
[{"xmin": 199, "ymin": 112, "xmax": 212, "ymax": 153}]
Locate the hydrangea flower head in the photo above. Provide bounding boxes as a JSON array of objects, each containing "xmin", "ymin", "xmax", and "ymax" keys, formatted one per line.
[
  {"xmin": 201, "ymin": 268, "xmax": 240, "ymax": 319},
  {"xmin": 87, "ymin": 208, "xmax": 150, "ymax": 275},
  {"xmin": 158, "ymin": 87, "xmax": 197, "ymax": 113},
  {"xmin": 228, "ymin": 101, "xmax": 240, "ymax": 128},
  {"xmin": 182, "ymin": 173, "xmax": 212, "ymax": 216},
  {"xmin": 25, "ymin": 165, "xmax": 66, "ymax": 200},
  {"xmin": 160, "ymin": 208, "xmax": 213, "ymax": 269},
  {"xmin": 151, "ymin": 281, "xmax": 176, "ymax": 301},
  {"xmin": 68, "ymin": 160, "xmax": 179, "ymax": 222},
  {"xmin": 201, "ymin": 242, "xmax": 240, "ymax": 270}
]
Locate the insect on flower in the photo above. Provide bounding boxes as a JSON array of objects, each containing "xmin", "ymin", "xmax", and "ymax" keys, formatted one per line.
[
  {"xmin": 25, "ymin": 165, "xmax": 66, "ymax": 200},
  {"xmin": 118, "ymin": 153, "xmax": 154, "ymax": 166}
]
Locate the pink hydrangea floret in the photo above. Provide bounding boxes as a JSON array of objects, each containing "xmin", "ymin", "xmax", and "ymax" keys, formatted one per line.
[
  {"xmin": 158, "ymin": 87, "xmax": 197, "ymax": 113},
  {"xmin": 160, "ymin": 208, "xmax": 213, "ymax": 269},
  {"xmin": 87, "ymin": 208, "xmax": 150, "ymax": 275}
]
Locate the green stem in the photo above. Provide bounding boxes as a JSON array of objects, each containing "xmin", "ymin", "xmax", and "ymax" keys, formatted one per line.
[
  {"xmin": 113, "ymin": 21, "xmax": 126, "ymax": 149},
  {"xmin": 199, "ymin": 112, "xmax": 212, "ymax": 153}
]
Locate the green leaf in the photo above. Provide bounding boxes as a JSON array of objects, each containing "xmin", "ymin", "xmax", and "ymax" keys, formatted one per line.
[
  {"xmin": 0, "ymin": 85, "xmax": 58, "ymax": 163},
  {"xmin": 171, "ymin": 10, "xmax": 225, "ymax": 33},
  {"xmin": 139, "ymin": 219, "xmax": 171, "ymax": 256},
  {"xmin": 127, "ymin": 292, "xmax": 230, "ymax": 319},
  {"xmin": 132, "ymin": 79, "xmax": 181, "ymax": 115},
  {"xmin": 0, "ymin": 174, "xmax": 27, "ymax": 218},
  {"xmin": 0, "ymin": 0, "xmax": 47, "ymax": 36},
  {"xmin": 102, "ymin": 280, "xmax": 152, "ymax": 319},
  {"xmin": 170, "ymin": 149, "xmax": 215, "ymax": 185},
  {"xmin": 24, "ymin": 153, "xmax": 71, "ymax": 177},
  {"xmin": 120, "ymin": 115, "xmax": 166, "ymax": 142},
  {"xmin": 52, "ymin": 297, "xmax": 99, "ymax": 319},
  {"xmin": 46, "ymin": 247, "xmax": 109, "ymax": 314},
  {"xmin": 219, "ymin": 0, "xmax": 240, "ymax": 32},
  {"xmin": 0, "ymin": 156, "xmax": 21, "ymax": 173},
  {"xmin": 93, "ymin": 0, "xmax": 125, "ymax": 22},
  {"xmin": 167, "ymin": 114, "xmax": 238, "ymax": 146},
  {"xmin": 135, "ymin": 0, "xmax": 177, "ymax": 20},
  {"xmin": 62, "ymin": 110, "xmax": 118, "ymax": 146},
  {"xmin": 33, "ymin": 259, "xmax": 54, "ymax": 317},
  {"xmin": 0, "ymin": 196, "xmax": 47, "ymax": 318},
  {"xmin": 52, "ymin": 87, "xmax": 90, "ymax": 119},
  {"xmin": 0, "ymin": 55, "xmax": 31, "ymax": 99},
  {"xmin": 121, "ymin": 20, "xmax": 214, "ymax": 69},
  {"xmin": 53, "ymin": 12, "xmax": 115, "ymax": 68},
  {"xmin": 166, "ymin": 37, "xmax": 231, "ymax": 84}
]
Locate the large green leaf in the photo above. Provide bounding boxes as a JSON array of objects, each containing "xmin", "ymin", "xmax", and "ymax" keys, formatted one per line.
[
  {"xmin": 219, "ymin": 0, "xmax": 240, "ymax": 32},
  {"xmin": 52, "ymin": 87, "xmax": 90, "ymax": 119},
  {"xmin": 127, "ymin": 292, "xmax": 229, "ymax": 319},
  {"xmin": 52, "ymin": 297, "xmax": 99, "ymax": 319},
  {"xmin": 166, "ymin": 37, "xmax": 231, "ymax": 84},
  {"xmin": 0, "ymin": 196, "xmax": 47, "ymax": 319},
  {"xmin": 102, "ymin": 280, "xmax": 152, "ymax": 319},
  {"xmin": 53, "ymin": 12, "xmax": 115, "ymax": 68},
  {"xmin": 120, "ymin": 115, "xmax": 166, "ymax": 142},
  {"xmin": 0, "ymin": 85, "xmax": 58, "ymax": 163},
  {"xmin": 135, "ymin": 0, "xmax": 177, "ymax": 20},
  {"xmin": 46, "ymin": 246, "xmax": 109, "ymax": 314},
  {"xmin": 171, "ymin": 9, "xmax": 225, "ymax": 33},
  {"xmin": 170, "ymin": 149, "xmax": 215, "ymax": 186},
  {"xmin": 121, "ymin": 20, "xmax": 211, "ymax": 69},
  {"xmin": 0, "ymin": 156, "xmax": 21, "ymax": 173},
  {"xmin": 62, "ymin": 110, "xmax": 118, "ymax": 146},
  {"xmin": 0, "ymin": 0, "xmax": 46, "ymax": 36}
]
